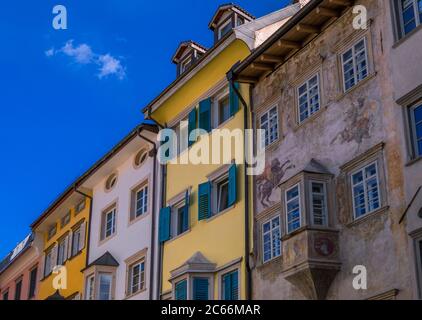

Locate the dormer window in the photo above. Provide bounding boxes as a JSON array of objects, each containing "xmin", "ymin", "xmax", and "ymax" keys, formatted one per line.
[
  {"xmin": 218, "ymin": 19, "xmax": 233, "ymax": 40},
  {"xmin": 180, "ymin": 55, "xmax": 193, "ymax": 74},
  {"xmin": 172, "ymin": 41, "xmax": 207, "ymax": 77}
]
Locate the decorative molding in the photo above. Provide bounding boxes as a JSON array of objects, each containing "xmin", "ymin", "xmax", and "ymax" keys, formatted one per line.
[
  {"xmin": 339, "ymin": 142, "xmax": 385, "ymax": 172},
  {"xmin": 396, "ymin": 84, "xmax": 422, "ymax": 107}
]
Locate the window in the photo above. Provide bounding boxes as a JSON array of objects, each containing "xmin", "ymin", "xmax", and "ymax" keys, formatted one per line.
[
  {"xmin": 341, "ymin": 38, "xmax": 368, "ymax": 92},
  {"xmin": 44, "ymin": 248, "xmax": 53, "ymax": 277},
  {"xmin": 57, "ymin": 237, "xmax": 67, "ymax": 266},
  {"xmin": 47, "ymin": 224, "xmax": 57, "ymax": 240},
  {"xmin": 260, "ymin": 107, "xmax": 279, "ymax": 147},
  {"xmin": 72, "ymin": 225, "xmax": 82, "ymax": 256},
  {"xmin": 14, "ymin": 279, "xmax": 22, "ymax": 300},
  {"xmin": 175, "ymin": 279, "xmax": 187, "ymax": 300},
  {"xmin": 262, "ymin": 216, "xmax": 281, "ymax": 263},
  {"xmin": 399, "ymin": 0, "xmax": 422, "ymax": 35},
  {"xmin": 98, "ymin": 273, "xmax": 112, "ymax": 300},
  {"xmin": 61, "ymin": 211, "xmax": 71, "ymax": 228},
  {"xmin": 285, "ymin": 184, "xmax": 301, "ymax": 233},
  {"xmin": 85, "ymin": 275, "xmax": 95, "ymax": 300},
  {"xmin": 298, "ymin": 74, "xmax": 321, "ymax": 123},
  {"xmin": 173, "ymin": 201, "xmax": 189, "ymax": 237},
  {"xmin": 310, "ymin": 181, "xmax": 328, "ymax": 226},
  {"xmin": 222, "ymin": 270, "xmax": 239, "ymax": 300},
  {"xmin": 134, "ymin": 149, "xmax": 148, "ymax": 167},
  {"xmin": 75, "ymin": 200, "xmax": 86, "ymax": 214},
  {"xmin": 101, "ymin": 206, "xmax": 116, "ymax": 240},
  {"xmin": 215, "ymin": 176, "xmax": 229, "ymax": 214},
  {"xmin": 218, "ymin": 19, "xmax": 232, "ymax": 40},
  {"xmin": 180, "ymin": 56, "xmax": 193, "ymax": 74},
  {"xmin": 134, "ymin": 184, "xmax": 148, "ymax": 219},
  {"xmin": 236, "ymin": 16, "xmax": 244, "ymax": 27},
  {"xmin": 192, "ymin": 277, "xmax": 209, "ymax": 300},
  {"xmin": 128, "ymin": 260, "xmax": 145, "ymax": 295},
  {"xmin": 105, "ymin": 173, "xmax": 118, "ymax": 191},
  {"xmin": 2, "ymin": 289, "xmax": 9, "ymax": 300},
  {"xmin": 28, "ymin": 267, "xmax": 37, "ymax": 299},
  {"xmin": 218, "ymin": 95, "xmax": 230, "ymax": 125},
  {"xmin": 410, "ymin": 103, "xmax": 422, "ymax": 158},
  {"xmin": 351, "ymin": 162, "xmax": 381, "ymax": 219}
]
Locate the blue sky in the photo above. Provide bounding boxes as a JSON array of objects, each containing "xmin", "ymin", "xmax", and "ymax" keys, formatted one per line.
[{"xmin": 0, "ymin": 0, "xmax": 289, "ymax": 258}]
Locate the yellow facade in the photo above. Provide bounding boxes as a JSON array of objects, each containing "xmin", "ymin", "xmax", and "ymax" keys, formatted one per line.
[
  {"xmin": 36, "ymin": 195, "xmax": 90, "ymax": 300},
  {"xmin": 151, "ymin": 39, "xmax": 253, "ymax": 299}
]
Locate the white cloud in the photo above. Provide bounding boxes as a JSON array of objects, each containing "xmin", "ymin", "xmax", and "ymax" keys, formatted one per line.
[{"xmin": 45, "ymin": 40, "xmax": 126, "ymax": 80}]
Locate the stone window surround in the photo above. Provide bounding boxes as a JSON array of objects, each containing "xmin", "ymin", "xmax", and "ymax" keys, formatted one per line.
[
  {"xmin": 83, "ymin": 265, "xmax": 117, "ymax": 300},
  {"xmin": 171, "ymin": 273, "xmax": 214, "ymax": 301},
  {"xmin": 409, "ymin": 228, "xmax": 422, "ymax": 299},
  {"xmin": 390, "ymin": 0, "xmax": 422, "ymax": 45},
  {"xmin": 216, "ymin": 259, "xmax": 241, "ymax": 300},
  {"xmin": 128, "ymin": 175, "xmax": 151, "ymax": 226},
  {"xmin": 260, "ymin": 214, "xmax": 282, "ymax": 265},
  {"xmin": 99, "ymin": 200, "xmax": 118, "ymax": 246},
  {"xmin": 124, "ymin": 247, "xmax": 148, "ymax": 299}
]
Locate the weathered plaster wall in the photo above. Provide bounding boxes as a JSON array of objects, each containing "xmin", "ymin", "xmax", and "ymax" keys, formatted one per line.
[{"xmin": 251, "ymin": 0, "xmax": 412, "ymax": 299}]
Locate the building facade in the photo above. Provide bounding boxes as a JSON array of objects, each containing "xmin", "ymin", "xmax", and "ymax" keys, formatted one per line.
[
  {"xmin": 79, "ymin": 124, "xmax": 158, "ymax": 300},
  {"xmin": 232, "ymin": 0, "xmax": 421, "ymax": 299}
]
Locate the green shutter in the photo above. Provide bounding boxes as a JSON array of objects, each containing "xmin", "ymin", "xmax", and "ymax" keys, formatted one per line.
[
  {"xmin": 228, "ymin": 164, "xmax": 237, "ymax": 207},
  {"xmin": 229, "ymin": 82, "xmax": 240, "ymax": 117},
  {"xmin": 193, "ymin": 278, "xmax": 209, "ymax": 300},
  {"xmin": 182, "ymin": 191, "xmax": 189, "ymax": 232},
  {"xmin": 199, "ymin": 98, "xmax": 212, "ymax": 133},
  {"xmin": 188, "ymin": 108, "xmax": 197, "ymax": 147},
  {"xmin": 198, "ymin": 182, "xmax": 211, "ymax": 220},
  {"xmin": 231, "ymin": 270, "xmax": 239, "ymax": 300},
  {"xmin": 223, "ymin": 273, "xmax": 231, "ymax": 300},
  {"xmin": 175, "ymin": 280, "xmax": 187, "ymax": 300},
  {"xmin": 159, "ymin": 207, "xmax": 171, "ymax": 243}
]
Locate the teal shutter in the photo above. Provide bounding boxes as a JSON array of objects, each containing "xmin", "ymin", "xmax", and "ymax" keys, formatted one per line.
[
  {"xmin": 229, "ymin": 82, "xmax": 240, "ymax": 117},
  {"xmin": 182, "ymin": 191, "xmax": 189, "ymax": 232},
  {"xmin": 159, "ymin": 207, "xmax": 171, "ymax": 243},
  {"xmin": 199, "ymin": 98, "xmax": 212, "ymax": 133},
  {"xmin": 223, "ymin": 270, "xmax": 238, "ymax": 300},
  {"xmin": 198, "ymin": 182, "xmax": 211, "ymax": 220},
  {"xmin": 188, "ymin": 108, "xmax": 197, "ymax": 147},
  {"xmin": 228, "ymin": 164, "xmax": 237, "ymax": 207},
  {"xmin": 175, "ymin": 280, "xmax": 187, "ymax": 300},
  {"xmin": 193, "ymin": 278, "xmax": 209, "ymax": 300},
  {"xmin": 223, "ymin": 273, "xmax": 231, "ymax": 300}
]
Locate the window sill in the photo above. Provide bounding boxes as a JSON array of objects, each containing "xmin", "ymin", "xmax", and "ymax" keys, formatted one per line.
[
  {"xmin": 124, "ymin": 287, "xmax": 147, "ymax": 300},
  {"xmin": 99, "ymin": 233, "xmax": 117, "ymax": 247},
  {"xmin": 406, "ymin": 155, "xmax": 422, "ymax": 167},
  {"xmin": 128, "ymin": 210, "xmax": 150, "ymax": 227},
  {"xmin": 293, "ymin": 104, "xmax": 329, "ymax": 133},
  {"xmin": 206, "ymin": 204, "xmax": 236, "ymax": 223},
  {"xmin": 263, "ymin": 137, "xmax": 281, "ymax": 153},
  {"xmin": 165, "ymin": 229, "xmax": 191, "ymax": 244},
  {"xmin": 335, "ymin": 72, "xmax": 377, "ymax": 103},
  {"xmin": 256, "ymin": 255, "xmax": 282, "ymax": 269},
  {"xmin": 346, "ymin": 205, "xmax": 390, "ymax": 228},
  {"xmin": 67, "ymin": 250, "xmax": 83, "ymax": 262},
  {"xmin": 393, "ymin": 24, "xmax": 422, "ymax": 49}
]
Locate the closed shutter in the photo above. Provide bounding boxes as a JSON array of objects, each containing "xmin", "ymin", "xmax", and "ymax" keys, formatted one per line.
[
  {"xmin": 159, "ymin": 207, "xmax": 171, "ymax": 242},
  {"xmin": 229, "ymin": 82, "xmax": 240, "ymax": 117},
  {"xmin": 62, "ymin": 234, "xmax": 69, "ymax": 262},
  {"xmin": 79, "ymin": 222, "xmax": 86, "ymax": 251},
  {"xmin": 198, "ymin": 182, "xmax": 211, "ymax": 221},
  {"xmin": 67, "ymin": 231, "xmax": 73, "ymax": 258},
  {"xmin": 40, "ymin": 253, "xmax": 46, "ymax": 279},
  {"xmin": 51, "ymin": 244, "xmax": 58, "ymax": 269},
  {"xmin": 199, "ymin": 98, "xmax": 212, "ymax": 133},
  {"xmin": 193, "ymin": 278, "xmax": 209, "ymax": 300},
  {"xmin": 188, "ymin": 108, "xmax": 197, "ymax": 147},
  {"xmin": 223, "ymin": 273, "xmax": 231, "ymax": 300},
  {"xmin": 175, "ymin": 280, "xmax": 187, "ymax": 300},
  {"xmin": 183, "ymin": 191, "xmax": 190, "ymax": 232},
  {"xmin": 228, "ymin": 164, "xmax": 237, "ymax": 207},
  {"xmin": 231, "ymin": 271, "xmax": 239, "ymax": 300}
]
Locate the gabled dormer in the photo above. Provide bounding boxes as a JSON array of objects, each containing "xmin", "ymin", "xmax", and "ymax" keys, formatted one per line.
[
  {"xmin": 208, "ymin": 3, "xmax": 255, "ymax": 43},
  {"xmin": 172, "ymin": 41, "xmax": 207, "ymax": 77}
]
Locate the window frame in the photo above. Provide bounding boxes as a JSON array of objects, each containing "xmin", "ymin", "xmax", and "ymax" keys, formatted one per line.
[
  {"xmin": 128, "ymin": 259, "xmax": 146, "ymax": 296},
  {"xmin": 85, "ymin": 274, "xmax": 95, "ymax": 300},
  {"xmin": 340, "ymin": 37, "xmax": 369, "ymax": 93},
  {"xmin": 28, "ymin": 266, "xmax": 38, "ymax": 299},
  {"xmin": 212, "ymin": 87, "xmax": 230, "ymax": 128},
  {"xmin": 259, "ymin": 106, "xmax": 279, "ymax": 148},
  {"xmin": 180, "ymin": 55, "xmax": 193, "ymax": 74},
  {"xmin": 97, "ymin": 272, "xmax": 113, "ymax": 300},
  {"xmin": 309, "ymin": 180, "xmax": 328, "ymax": 227},
  {"xmin": 172, "ymin": 200, "xmax": 189, "ymax": 237},
  {"xmin": 57, "ymin": 236, "xmax": 68, "ymax": 266},
  {"xmin": 101, "ymin": 204, "xmax": 117, "ymax": 242},
  {"xmin": 131, "ymin": 181, "xmax": 149, "ymax": 221},
  {"xmin": 44, "ymin": 247, "xmax": 53, "ymax": 277},
  {"xmin": 14, "ymin": 278, "xmax": 22, "ymax": 300},
  {"xmin": 47, "ymin": 224, "xmax": 57, "ymax": 241},
  {"xmin": 397, "ymin": 0, "xmax": 422, "ymax": 37},
  {"xmin": 61, "ymin": 211, "xmax": 71, "ymax": 228},
  {"xmin": 221, "ymin": 269, "xmax": 239, "ymax": 300},
  {"xmin": 217, "ymin": 19, "xmax": 232, "ymax": 40},
  {"xmin": 261, "ymin": 216, "xmax": 282, "ymax": 263},
  {"xmin": 2, "ymin": 289, "xmax": 9, "ymax": 300},
  {"xmin": 297, "ymin": 73, "xmax": 321, "ymax": 124},
  {"xmin": 285, "ymin": 184, "xmax": 302, "ymax": 234},
  {"xmin": 409, "ymin": 101, "xmax": 422, "ymax": 158},
  {"xmin": 71, "ymin": 224, "xmax": 82, "ymax": 257},
  {"xmin": 212, "ymin": 173, "xmax": 230, "ymax": 216}
]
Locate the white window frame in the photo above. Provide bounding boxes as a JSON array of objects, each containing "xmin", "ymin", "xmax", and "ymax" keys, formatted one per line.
[
  {"xmin": 218, "ymin": 19, "xmax": 232, "ymax": 40},
  {"xmin": 129, "ymin": 260, "xmax": 145, "ymax": 295},
  {"xmin": 341, "ymin": 38, "xmax": 369, "ymax": 92},
  {"xmin": 297, "ymin": 73, "xmax": 321, "ymax": 123},
  {"xmin": 102, "ymin": 207, "xmax": 116, "ymax": 240},
  {"xmin": 85, "ymin": 274, "xmax": 95, "ymax": 300},
  {"xmin": 180, "ymin": 55, "xmax": 192, "ymax": 74},
  {"xmin": 351, "ymin": 161, "xmax": 381, "ymax": 220},
  {"xmin": 410, "ymin": 102, "xmax": 422, "ymax": 158},
  {"xmin": 212, "ymin": 88, "xmax": 230, "ymax": 128},
  {"xmin": 212, "ymin": 173, "xmax": 230, "ymax": 216},
  {"xmin": 262, "ymin": 216, "xmax": 281, "ymax": 263},
  {"xmin": 285, "ymin": 184, "xmax": 302, "ymax": 234},
  {"xmin": 57, "ymin": 237, "xmax": 67, "ymax": 266},
  {"xmin": 171, "ymin": 200, "xmax": 188, "ymax": 238},
  {"xmin": 309, "ymin": 180, "xmax": 328, "ymax": 227},
  {"xmin": 72, "ymin": 225, "xmax": 82, "ymax": 256},
  {"xmin": 398, "ymin": 0, "xmax": 422, "ymax": 36},
  {"xmin": 135, "ymin": 184, "xmax": 148, "ymax": 218},
  {"xmin": 260, "ymin": 106, "xmax": 279, "ymax": 147},
  {"xmin": 98, "ymin": 273, "xmax": 113, "ymax": 300},
  {"xmin": 44, "ymin": 249, "xmax": 53, "ymax": 277}
]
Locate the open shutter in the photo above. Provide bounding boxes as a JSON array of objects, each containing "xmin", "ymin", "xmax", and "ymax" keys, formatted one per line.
[
  {"xmin": 199, "ymin": 98, "xmax": 212, "ymax": 133},
  {"xmin": 51, "ymin": 244, "xmax": 58, "ymax": 269},
  {"xmin": 79, "ymin": 221, "xmax": 86, "ymax": 251},
  {"xmin": 159, "ymin": 207, "xmax": 171, "ymax": 242},
  {"xmin": 63, "ymin": 234, "xmax": 69, "ymax": 262},
  {"xmin": 229, "ymin": 82, "xmax": 240, "ymax": 117},
  {"xmin": 175, "ymin": 280, "xmax": 187, "ymax": 300},
  {"xmin": 67, "ymin": 231, "xmax": 73, "ymax": 258},
  {"xmin": 183, "ymin": 191, "xmax": 190, "ymax": 232},
  {"xmin": 40, "ymin": 253, "xmax": 46, "ymax": 280},
  {"xmin": 188, "ymin": 108, "xmax": 197, "ymax": 147},
  {"xmin": 228, "ymin": 164, "xmax": 237, "ymax": 207},
  {"xmin": 193, "ymin": 278, "xmax": 209, "ymax": 300},
  {"xmin": 198, "ymin": 182, "xmax": 211, "ymax": 221}
]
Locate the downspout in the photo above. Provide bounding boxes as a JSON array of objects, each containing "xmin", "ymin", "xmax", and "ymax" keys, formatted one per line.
[
  {"xmin": 74, "ymin": 186, "xmax": 93, "ymax": 267},
  {"xmin": 137, "ymin": 127, "xmax": 158, "ymax": 300},
  {"xmin": 228, "ymin": 69, "xmax": 252, "ymax": 300}
]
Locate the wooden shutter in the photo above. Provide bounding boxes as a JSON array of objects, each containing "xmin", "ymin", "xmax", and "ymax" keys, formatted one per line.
[
  {"xmin": 63, "ymin": 234, "xmax": 69, "ymax": 262},
  {"xmin": 51, "ymin": 244, "xmax": 58, "ymax": 269},
  {"xmin": 229, "ymin": 82, "xmax": 240, "ymax": 117},
  {"xmin": 67, "ymin": 231, "xmax": 73, "ymax": 258},
  {"xmin": 199, "ymin": 98, "xmax": 212, "ymax": 133},
  {"xmin": 231, "ymin": 270, "xmax": 239, "ymax": 300},
  {"xmin": 79, "ymin": 222, "xmax": 86, "ymax": 251},
  {"xmin": 183, "ymin": 191, "xmax": 190, "ymax": 232},
  {"xmin": 223, "ymin": 273, "xmax": 231, "ymax": 300},
  {"xmin": 198, "ymin": 182, "xmax": 211, "ymax": 221},
  {"xmin": 40, "ymin": 253, "xmax": 46, "ymax": 280},
  {"xmin": 193, "ymin": 278, "xmax": 209, "ymax": 300},
  {"xmin": 228, "ymin": 164, "xmax": 237, "ymax": 207},
  {"xmin": 159, "ymin": 207, "xmax": 171, "ymax": 243},
  {"xmin": 175, "ymin": 280, "xmax": 187, "ymax": 300},
  {"xmin": 188, "ymin": 108, "xmax": 197, "ymax": 147}
]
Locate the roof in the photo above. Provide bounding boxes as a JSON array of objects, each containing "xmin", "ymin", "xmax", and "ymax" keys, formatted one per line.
[
  {"xmin": 172, "ymin": 40, "xmax": 208, "ymax": 64},
  {"xmin": 231, "ymin": 0, "xmax": 356, "ymax": 82},
  {"xmin": 208, "ymin": 3, "xmax": 256, "ymax": 30},
  {"xmin": 83, "ymin": 252, "xmax": 119, "ymax": 270},
  {"xmin": 170, "ymin": 252, "xmax": 216, "ymax": 280},
  {"xmin": 30, "ymin": 123, "xmax": 158, "ymax": 229},
  {"xmin": 46, "ymin": 290, "xmax": 66, "ymax": 300},
  {"xmin": 303, "ymin": 159, "xmax": 332, "ymax": 175},
  {"xmin": 0, "ymin": 234, "xmax": 33, "ymax": 276}
]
